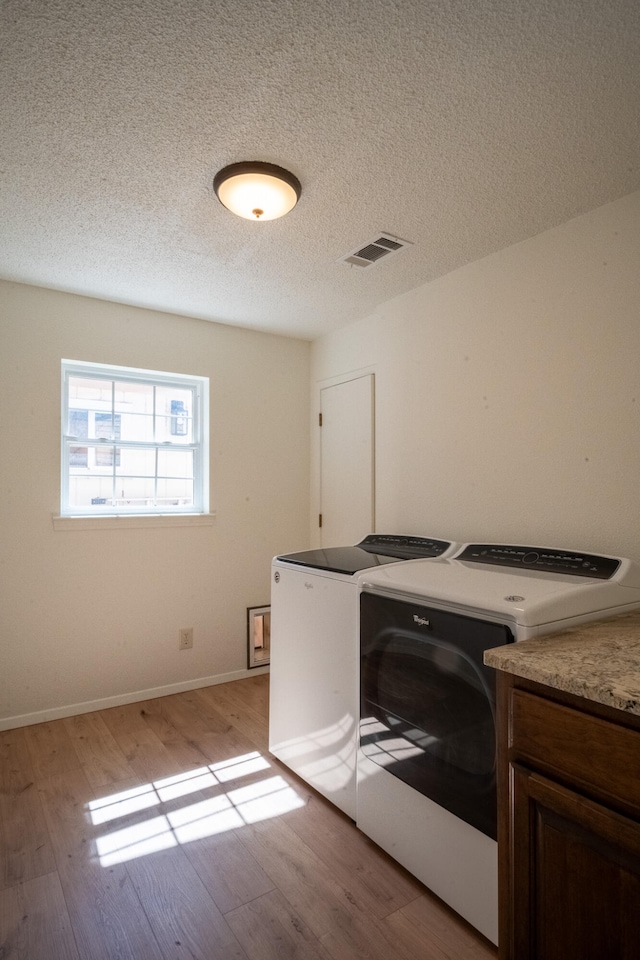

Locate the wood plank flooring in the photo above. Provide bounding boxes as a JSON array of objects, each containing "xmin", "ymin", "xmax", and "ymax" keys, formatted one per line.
[{"xmin": 0, "ymin": 675, "xmax": 497, "ymax": 960}]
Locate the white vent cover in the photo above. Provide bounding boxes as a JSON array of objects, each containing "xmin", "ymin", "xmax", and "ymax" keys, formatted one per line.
[{"xmin": 337, "ymin": 233, "xmax": 412, "ymax": 268}]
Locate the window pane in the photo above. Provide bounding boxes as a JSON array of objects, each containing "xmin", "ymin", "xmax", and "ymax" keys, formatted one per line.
[
  {"xmin": 69, "ymin": 445, "xmax": 88, "ymax": 467},
  {"xmin": 157, "ymin": 448, "xmax": 194, "ymax": 478},
  {"xmin": 114, "ymin": 478, "xmax": 156, "ymax": 507},
  {"xmin": 114, "ymin": 380, "xmax": 154, "ymax": 413},
  {"xmin": 155, "ymin": 386, "xmax": 193, "ymax": 443},
  {"xmin": 68, "ymin": 409, "xmax": 89, "ymax": 439},
  {"xmin": 94, "ymin": 412, "xmax": 121, "ymax": 441},
  {"xmin": 115, "ymin": 447, "xmax": 156, "ymax": 477},
  {"xmin": 157, "ymin": 478, "xmax": 194, "ymax": 506},
  {"xmin": 69, "ymin": 376, "xmax": 111, "ymax": 405},
  {"xmin": 118, "ymin": 412, "xmax": 155, "ymax": 442},
  {"xmin": 95, "ymin": 445, "xmax": 121, "ymax": 467},
  {"xmin": 68, "ymin": 476, "xmax": 114, "ymax": 508},
  {"xmin": 69, "ymin": 449, "xmax": 113, "ymax": 476},
  {"xmin": 68, "ymin": 443, "xmax": 120, "ymax": 471},
  {"xmin": 113, "ymin": 381, "xmax": 155, "ymax": 442}
]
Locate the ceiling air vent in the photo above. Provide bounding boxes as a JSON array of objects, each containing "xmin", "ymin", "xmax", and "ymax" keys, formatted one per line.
[{"xmin": 338, "ymin": 233, "xmax": 411, "ymax": 268}]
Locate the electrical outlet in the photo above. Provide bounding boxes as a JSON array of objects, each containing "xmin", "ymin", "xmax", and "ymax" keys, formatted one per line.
[{"xmin": 179, "ymin": 627, "xmax": 193, "ymax": 650}]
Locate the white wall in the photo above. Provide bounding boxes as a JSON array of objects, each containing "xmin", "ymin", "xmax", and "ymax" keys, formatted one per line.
[
  {"xmin": 0, "ymin": 282, "xmax": 310, "ymax": 728},
  {"xmin": 311, "ymin": 190, "xmax": 640, "ymax": 561}
]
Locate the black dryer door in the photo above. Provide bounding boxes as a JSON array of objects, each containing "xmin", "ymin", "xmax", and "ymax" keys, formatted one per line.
[{"xmin": 360, "ymin": 591, "xmax": 513, "ymax": 839}]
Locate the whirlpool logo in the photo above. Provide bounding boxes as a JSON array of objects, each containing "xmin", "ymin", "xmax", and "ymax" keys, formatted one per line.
[{"xmin": 413, "ymin": 614, "xmax": 431, "ymax": 627}]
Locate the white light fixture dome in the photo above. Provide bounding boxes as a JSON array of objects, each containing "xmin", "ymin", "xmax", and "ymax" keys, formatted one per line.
[{"xmin": 213, "ymin": 161, "xmax": 301, "ymax": 221}]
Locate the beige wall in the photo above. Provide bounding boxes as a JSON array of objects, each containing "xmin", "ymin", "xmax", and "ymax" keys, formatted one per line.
[
  {"xmin": 0, "ymin": 282, "xmax": 310, "ymax": 728},
  {"xmin": 311, "ymin": 190, "xmax": 640, "ymax": 561},
  {"xmin": 4, "ymin": 188, "xmax": 639, "ymax": 728}
]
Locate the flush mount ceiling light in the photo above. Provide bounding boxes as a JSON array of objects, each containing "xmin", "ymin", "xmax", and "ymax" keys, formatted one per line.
[{"xmin": 213, "ymin": 161, "xmax": 301, "ymax": 221}]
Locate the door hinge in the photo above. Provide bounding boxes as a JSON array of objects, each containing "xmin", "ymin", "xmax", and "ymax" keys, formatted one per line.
[
  {"xmin": 319, "ymin": 513, "xmax": 323, "ymax": 527},
  {"xmin": 319, "ymin": 412, "xmax": 322, "ymax": 427}
]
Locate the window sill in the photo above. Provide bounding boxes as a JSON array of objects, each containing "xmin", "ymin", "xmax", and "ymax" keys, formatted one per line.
[{"xmin": 52, "ymin": 513, "xmax": 216, "ymax": 531}]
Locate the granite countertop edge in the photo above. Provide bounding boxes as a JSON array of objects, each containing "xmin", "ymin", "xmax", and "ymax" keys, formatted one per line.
[{"xmin": 484, "ymin": 610, "xmax": 640, "ymax": 716}]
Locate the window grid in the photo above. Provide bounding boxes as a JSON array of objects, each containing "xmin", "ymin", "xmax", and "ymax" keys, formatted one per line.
[{"xmin": 61, "ymin": 360, "xmax": 208, "ymax": 517}]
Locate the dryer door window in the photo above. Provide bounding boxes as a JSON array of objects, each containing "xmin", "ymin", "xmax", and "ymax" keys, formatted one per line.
[{"xmin": 360, "ymin": 592, "xmax": 513, "ymax": 839}]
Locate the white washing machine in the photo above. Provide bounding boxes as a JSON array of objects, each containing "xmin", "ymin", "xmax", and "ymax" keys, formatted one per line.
[
  {"xmin": 357, "ymin": 543, "xmax": 640, "ymax": 945},
  {"xmin": 268, "ymin": 535, "xmax": 458, "ymax": 819}
]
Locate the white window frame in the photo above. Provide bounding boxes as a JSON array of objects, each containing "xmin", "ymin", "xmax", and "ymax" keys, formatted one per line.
[{"xmin": 61, "ymin": 359, "xmax": 209, "ymax": 518}]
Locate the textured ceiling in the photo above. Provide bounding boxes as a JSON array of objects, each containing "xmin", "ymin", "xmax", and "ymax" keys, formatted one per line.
[{"xmin": 1, "ymin": 0, "xmax": 639, "ymax": 340}]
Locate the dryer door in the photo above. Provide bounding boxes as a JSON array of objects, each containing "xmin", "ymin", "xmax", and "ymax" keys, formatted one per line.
[{"xmin": 360, "ymin": 591, "xmax": 513, "ymax": 839}]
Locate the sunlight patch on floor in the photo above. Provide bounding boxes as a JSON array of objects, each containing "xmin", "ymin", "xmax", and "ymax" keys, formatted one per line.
[{"xmin": 87, "ymin": 751, "xmax": 304, "ymax": 867}]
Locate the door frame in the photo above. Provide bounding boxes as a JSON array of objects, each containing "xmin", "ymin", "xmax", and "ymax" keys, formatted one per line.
[{"xmin": 311, "ymin": 365, "xmax": 376, "ymax": 547}]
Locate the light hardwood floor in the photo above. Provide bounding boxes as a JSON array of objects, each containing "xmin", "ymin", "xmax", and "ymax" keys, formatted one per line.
[{"xmin": 0, "ymin": 675, "xmax": 497, "ymax": 959}]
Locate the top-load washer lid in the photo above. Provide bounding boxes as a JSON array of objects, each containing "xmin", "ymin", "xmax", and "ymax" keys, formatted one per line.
[
  {"xmin": 359, "ymin": 543, "xmax": 640, "ymax": 628},
  {"xmin": 275, "ymin": 534, "xmax": 454, "ymax": 576}
]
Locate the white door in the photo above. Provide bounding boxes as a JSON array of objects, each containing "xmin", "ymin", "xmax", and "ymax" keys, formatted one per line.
[{"xmin": 319, "ymin": 373, "xmax": 374, "ymax": 545}]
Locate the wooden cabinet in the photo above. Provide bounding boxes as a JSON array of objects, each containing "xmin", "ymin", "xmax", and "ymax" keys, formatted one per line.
[{"xmin": 496, "ymin": 673, "xmax": 640, "ymax": 960}]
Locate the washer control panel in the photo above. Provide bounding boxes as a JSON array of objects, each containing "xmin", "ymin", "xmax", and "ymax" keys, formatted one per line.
[
  {"xmin": 458, "ymin": 544, "xmax": 620, "ymax": 579},
  {"xmin": 359, "ymin": 534, "xmax": 451, "ymax": 558}
]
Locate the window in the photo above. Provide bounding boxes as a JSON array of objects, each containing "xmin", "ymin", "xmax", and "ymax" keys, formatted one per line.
[{"xmin": 61, "ymin": 360, "xmax": 209, "ymax": 517}]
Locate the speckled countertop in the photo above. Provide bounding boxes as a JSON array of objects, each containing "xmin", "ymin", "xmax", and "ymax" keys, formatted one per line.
[{"xmin": 484, "ymin": 611, "xmax": 640, "ymax": 716}]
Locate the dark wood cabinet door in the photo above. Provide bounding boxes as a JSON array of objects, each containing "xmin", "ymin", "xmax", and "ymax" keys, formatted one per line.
[{"xmin": 511, "ymin": 764, "xmax": 640, "ymax": 960}]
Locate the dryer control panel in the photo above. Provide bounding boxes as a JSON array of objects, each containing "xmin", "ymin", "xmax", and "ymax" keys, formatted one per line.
[{"xmin": 458, "ymin": 544, "xmax": 620, "ymax": 579}]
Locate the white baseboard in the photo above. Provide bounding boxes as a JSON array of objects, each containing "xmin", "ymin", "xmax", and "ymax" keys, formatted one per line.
[{"xmin": 0, "ymin": 666, "xmax": 270, "ymax": 732}]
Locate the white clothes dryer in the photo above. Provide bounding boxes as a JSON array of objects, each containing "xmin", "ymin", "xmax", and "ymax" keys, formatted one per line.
[{"xmin": 357, "ymin": 543, "xmax": 640, "ymax": 944}]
